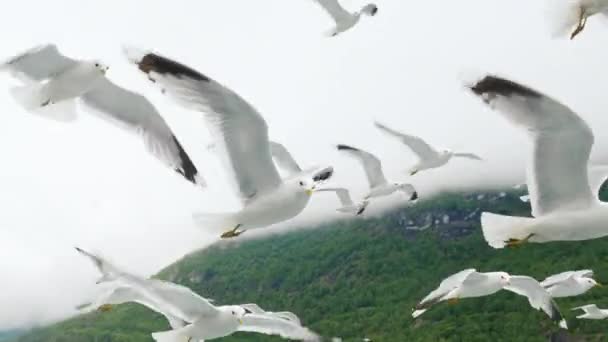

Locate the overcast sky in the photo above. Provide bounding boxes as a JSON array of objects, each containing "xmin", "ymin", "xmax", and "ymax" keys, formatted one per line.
[{"xmin": 1, "ymin": 0, "xmax": 608, "ymax": 330}]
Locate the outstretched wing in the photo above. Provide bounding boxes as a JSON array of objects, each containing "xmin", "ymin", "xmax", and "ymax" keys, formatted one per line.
[
  {"xmin": 572, "ymin": 304, "xmax": 604, "ymax": 316},
  {"xmin": 124, "ymin": 47, "xmax": 282, "ymax": 203},
  {"xmin": 269, "ymin": 141, "xmax": 301, "ymax": 175},
  {"xmin": 337, "ymin": 144, "xmax": 386, "ymax": 188},
  {"xmin": 415, "ymin": 269, "xmax": 477, "ymax": 310},
  {"xmin": 75, "ymin": 247, "xmax": 123, "ymax": 283},
  {"xmin": 81, "ymin": 77, "xmax": 205, "ymax": 187},
  {"xmin": 505, "ymin": 275, "xmax": 567, "ymax": 328},
  {"xmin": 540, "ymin": 271, "xmax": 577, "ymax": 288},
  {"xmin": 239, "ymin": 312, "xmax": 319, "ymax": 341},
  {"xmin": 0, "ymin": 44, "xmax": 76, "ymax": 83},
  {"xmin": 469, "ymin": 75, "xmax": 594, "ymax": 218},
  {"xmin": 374, "ymin": 121, "xmax": 439, "ymax": 160},
  {"xmin": 316, "ymin": 187, "xmax": 354, "ymax": 206},
  {"xmin": 312, "ymin": 0, "xmax": 352, "ymax": 25},
  {"xmin": 453, "ymin": 152, "xmax": 483, "ymax": 160}
]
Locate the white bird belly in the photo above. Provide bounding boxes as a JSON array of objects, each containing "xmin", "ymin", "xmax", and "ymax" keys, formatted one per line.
[
  {"xmin": 239, "ymin": 191, "xmax": 310, "ymax": 230},
  {"xmin": 548, "ymin": 284, "xmax": 585, "ymax": 298},
  {"xmin": 188, "ymin": 315, "xmax": 239, "ymax": 340}
]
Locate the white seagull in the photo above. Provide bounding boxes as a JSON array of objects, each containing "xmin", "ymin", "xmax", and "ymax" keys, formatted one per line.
[
  {"xmin": 547, "ymin": 0, "xmax": 608, "ymax": 39},
  {"xmin": 311, "ymin": 0, "xmax": 378, "ymax": 37},
  {"xmin": 77, "ymin": 248, "xmax": 319, "ymax": 342},
  {"xmin": 123, "ymin": 47, "xmax": 332, "ymax": 238},
  {"xmin": 316, "ymin": 187, "xmax": 369, "ymax": 216},
  {"xmin": 0, "ymin": 44, "xmax": 204, "ymax": 187},
  {"xmin": 572, "ymin": 304, "xmax": 608, "ymax": 320},
  {"xmin": 412, "ymin": 269, "xmax": 567, "ymax": 328},
  {"xmin": 469, "ymin": 75, "xmax": 608, "ymax": 249},
  {"xmin": 374, "ymin": 121, "xmax": 482, "ymax": 176},
  {"xmin": 269, "ymin": 141, "xmax": 334, "ymax": 187},
  {"xmin": 541, "ymin": 270, "xmax": 601, "ymax": 298},
  {"xmin": 336, "ymin": 144, "xmax": 417, "ymax": 201}
]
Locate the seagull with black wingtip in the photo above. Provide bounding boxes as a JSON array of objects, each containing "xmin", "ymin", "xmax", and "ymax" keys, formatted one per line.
[
  {"xmin": 123, "ymin": 47, "xmax": 334, "ymax": 239},
  {"xmin": 336, "ymin": 144, "xmax": 417, "ymax": 202},
  {"xmin": 309, "ymin": 0, "xmax": 378, "ymax": 37}
]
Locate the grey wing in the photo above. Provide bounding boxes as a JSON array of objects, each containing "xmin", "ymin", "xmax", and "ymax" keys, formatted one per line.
[
  {"xmin": 239, "ymin": 313, "xmax": 320, "ymax": 341},
  {"xmin": 470, "ymin": 75, "xmax": 594, "ymax": 217},
  {"xmin": 572, "ymin": 304, "xmax": 603, "ymax": 316},
  {"xmin": 337, "ymin": 144, "xmax": 387, "ymax": 188},
  {"xmin": 75, "ymin": 247, "xmax": 122, "ymax": 283},
  {"xmin": 505, "ymin": 276, "xmax": 566, "ymax": 328},
  {"xmin": 269, "ymin": 141, "xmax": 301, "ymax": 175},
  {"xmin": 316, "ymin": 187, "xmax": 354, "ymax": 206},
  {"xmin": 80, "ymin": 77, "xmax": 204, "ymax": 187},
  {"xmin": 374, "ymin": 121, "xmax": 439, "ymax": 160},
  {"xmin": 540, "ymin": 271, "xmax": 576, "ymax": 288},
  {"xmin": 453, "ymin": 152, "xmax": 483, "ymax": 160},
  {"xmin": 573, "ymin": 269, "xmax": 594, "ymax": 279},
  {"xmin": 125, "ymin": 48, "xmax": 282, "ymax": 203},
  {"xmin": 416, "ymin": 269, "xmax": 477, "ymax": 309},
  {"xmin": 145, "ymin": 279, "xmax": 218, "ymax": 321},
  {"xmin": 0, "ymin": 44, "xmax": 76, "ymax": 83},
  {"xmin": 312, "ymin": 0, "xmax": 352, "ymax": 24}
]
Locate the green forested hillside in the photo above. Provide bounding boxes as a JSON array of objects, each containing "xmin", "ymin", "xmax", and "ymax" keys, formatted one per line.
[{"xmin": 11, "ymin": 191, "xmax": 608, "ymax": 342}]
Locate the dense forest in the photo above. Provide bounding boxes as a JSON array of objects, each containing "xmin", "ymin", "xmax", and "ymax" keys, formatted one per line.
[{"xmin": 10, "ymin": 189, "xmax": 608, "ymax": 341}]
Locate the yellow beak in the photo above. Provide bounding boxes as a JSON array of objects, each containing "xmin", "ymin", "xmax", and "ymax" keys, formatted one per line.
[
  {"xmin": 596, "ymin": 282, "xmax": 603, "ymax": 287},
  {"xmin": 239, "ymin": 318, "xmax": 243, "ymax": 325},
  {"xmin": 305, "ymin": 189, "xmax": 314, "ymax": 196}
]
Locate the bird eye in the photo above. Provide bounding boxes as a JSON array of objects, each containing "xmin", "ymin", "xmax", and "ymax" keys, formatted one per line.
[
  {"xmin": 95, "ymin": 63, "xmax": 99, "ymax": 67},
  {"xmin": 299, "ymin": 181, "xmax": 304, "ymax": 186},
  {"xmin": 232, "ymin": 311, "xmax": 235, "ymax": 315}
]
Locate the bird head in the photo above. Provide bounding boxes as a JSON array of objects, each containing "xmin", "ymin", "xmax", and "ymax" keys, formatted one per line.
[
  {"xmin": 92, "ymin": 60, "xmax": 109, "ymax": 74},
  {"xmin": 361, "ymin": 4, "xmax": 378, "ymax": 16},
  {"xmin": 499, "ymin": 272, "xmax": 511, "ymax": 286},
  {"xmin": 587, "ymin": 278, "xmax": 602, "ymax": 289},
  {"xmin": 225, "ymin": 305, "xmax": 248, "ymax": 325}
]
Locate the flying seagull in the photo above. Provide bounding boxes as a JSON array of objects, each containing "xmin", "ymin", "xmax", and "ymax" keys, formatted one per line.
[
  {"xmin": 547, "ymin": 0, "xmax": 608, "ymax": 39},
  {"xmin": 311, "ymin": 0, "xmax": 378, "ymax": 37},
  {"xmin": 468, "ymin": 74, "xmax": 608, "ymax": 248},
  {"xmin": 316, "ymin": 187, "xmax": 369, "ymax": 216},
  {"xmin": 0, "ymin": 44, "xmax": 204, "ymax": 187},
  {"xmin": 123, "ymin": 47, "xmax": 332, "ymax": 238},
  {"xmin": 76, "ymin": 248, "xmax": 319, "ymax": 341},
  {"xmin": 541, "ymin": 270, "xmax": 601, "ymax": 298},
  {"xmin": 374, "ymin": 121, "xmax": 482, "ymax": 176},
  {"xmin": 572, "ymin": 304, "xmax": 608, "ymax": 320},
  {"xmin": 412, "ymin": 269, "xmax": 567, "ymax": 329},
  {"xmin": 337, "ymin": 144, "xmax": 417, "ymax": 201},
  {"xmin": 268, "ymin": 141, "xmax": 334, "ymax": 186}
]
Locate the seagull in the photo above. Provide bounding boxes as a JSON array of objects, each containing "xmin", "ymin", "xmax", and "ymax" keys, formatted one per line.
[
  {"xmin": 316, "ymin": 187, "xmax": 369, "ymax": 216},
  {"xmin": 547, "ymin": 0, "xmax": 608, "ymax": 39},
  {"xmin": 541, "ymin": 270, "xmax": 601, "ymax": 298},
  {"xmin": 310, "ymin": 0, "xmax": 378, "ymax": 37},
  {"xmin": 336, "ymin": 144, "xmax": 417, "ymax": 201},
  {"xmin": 123, "ymin": 47, "xmax": 332, "ymax": 238},
  {"xmin": 412, "ymin": 269, "xmax": 567, "ymax": 329},
  {"xmin": 571, "ymin": 304, "xmax": 608, "ymax": 319},
  {"xmin": 269, "ymin": 141, "xmax": 334, "ymax": 186},
  {"xmin": 374, "ymin": 121, "xmax": 482, "ymax": 176},
  {"xmin": 0, "ymin": 44, "xmax": 205, "ymax": 187},
  {"xmin": 468, "ymin": 75, "xmax": 608, "ymax": 249},
  {"xmin": 76, "ymin": 248, "xmax": 319, "ymax": 341}
]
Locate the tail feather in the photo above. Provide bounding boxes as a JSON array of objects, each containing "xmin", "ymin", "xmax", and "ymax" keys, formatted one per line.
[{"xmin": 481, "ymin": 212, "xmax": 535, "ymax": 249}]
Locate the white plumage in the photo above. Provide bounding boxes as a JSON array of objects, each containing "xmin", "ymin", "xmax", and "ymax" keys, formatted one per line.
[
  {"xmin": 541, "ymin": 270, "xmax": 600, "ymax": 298},
  {"xmin": 337, "ymin": 144, "xmax": 417, "ymax": 201},
  {"xmin": 310, "ymin": 0, "xmax": 378, "ymax": 37},
  {"xmin": 374, "ymin": 121, "xmax": 482, "ymax": 176},
  {"xmin": 572, "ymin": 304, "xmax": 608, "ymax": 319},
  {"xmin": 413, "ymin": 269, "xmax": 567, "ymax": 328},
  {"xmin": 77, "ymin": 248, "xmax": 319, "ymax": 341},
  {"xmin": 124, "ymin": 47, "xmax": 332, "ymax": 238},
  {"xmin": 316, "ymin": 187, "xmax": 369, "ymax": 215},
  {"xmin": 0, "ymin": 44, "xmax": 205, "ymax": 187},
  {"xmin": 469, "ymin": 74, "xmax": 608, "ymax": 248}
]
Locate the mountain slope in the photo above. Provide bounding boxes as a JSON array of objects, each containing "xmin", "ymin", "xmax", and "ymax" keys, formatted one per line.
[{"xmin": 12, "ymin": 191, "xmax": 608, "ymax": 342}]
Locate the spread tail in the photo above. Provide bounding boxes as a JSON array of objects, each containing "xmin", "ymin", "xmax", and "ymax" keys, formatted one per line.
[
  {"xmin": 481, "ymin": 212, "xmax": 535, "ymax": 249},
  {"xmin": 10, "ymin": 84, "xmax": 77, "ymax": 122}
]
